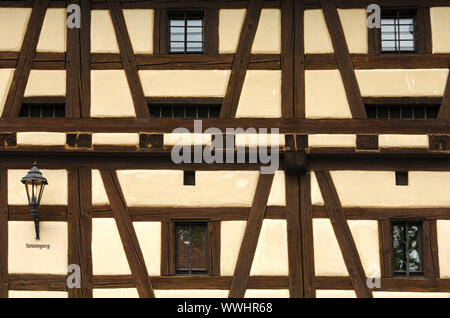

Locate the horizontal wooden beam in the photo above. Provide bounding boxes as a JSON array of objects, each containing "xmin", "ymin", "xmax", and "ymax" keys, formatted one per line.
[{"xmin": 0, "ymin": 118, "xmax": 449, "ymax": 134}]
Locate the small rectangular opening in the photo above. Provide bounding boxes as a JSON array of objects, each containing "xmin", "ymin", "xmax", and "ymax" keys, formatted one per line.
[
  {"xmin": 381, "ymin": 9, "xmax": 417, "ymax": 53},
  {"xmin": 395, "ymin": 171, "xmax": 408, "ymax": 186},
  {"xmin": 365, "ymin": 104, "xmax": 439, "ymax": 119},
  {"xmin": 19, "ymin": 102, "xmax": 65, "ymax": 118},
  {"xmin": 168, "ymin": 10, "xmax": 204, "ymax": 54},
  {"xmin": 149, "ymin": 103, "xmax": 221, "ymax": 118},
  {"xmin": 183, "ymin": 171, "xmax": 196, "ymax": 186}
]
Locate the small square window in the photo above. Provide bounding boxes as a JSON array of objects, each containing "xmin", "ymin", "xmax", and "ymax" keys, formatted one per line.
[
  {"xmin": 395, "ymin": 171, "xmax": 408, "ymax": 186},
  {"xmin": 168, "ymin": 11, "xmax": 204, "ymax": 54},
  {"xmin": 183, "ymin": 171, "xmax": 196, "ymax": 186},
  {"xmin": 391, "ymin": 221, "xmax": 423, "ymax": 277},
  {"xmin": 175, "ymin": 222, "xmax": 208, "ymax": 275},
  {"xmin": 381, "ymin": 9, "xmax": 417, "ymax": 53}
]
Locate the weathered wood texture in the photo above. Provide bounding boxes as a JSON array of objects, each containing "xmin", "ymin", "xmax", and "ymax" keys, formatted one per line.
[
  {"xmin": 315, "ymin": 170, "xmax": 372, "ymax": 298},
  {"xmin": 68, "ymin": 169, "xmax": 93, "ymax": 297},
  {"xmin": 0, "ymin": 169, "xmax": 7, "ymax": 298},
  {"xmin": 300, "ymin": 173, "xmax": 315, "ymax": 297},
  {"xmin": 229, "ymin": 173, "xmax": 274, "ymax": 297},
  {"xmin": 1, "ymin": 0, "xmax": 50, "ymax": 118},
  {"xmin": 99, "ymin": 169, "xmax": 155, "ymax": 297}
]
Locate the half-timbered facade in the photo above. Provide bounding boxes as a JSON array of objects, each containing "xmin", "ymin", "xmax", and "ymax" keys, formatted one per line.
[{"xmin": 0, "ymin": 0, "xmax": 449, "ymax": 298}]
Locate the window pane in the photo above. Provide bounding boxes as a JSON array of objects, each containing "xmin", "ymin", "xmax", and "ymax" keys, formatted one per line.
[
  {"xmin": 170, "ymin": 19, "xmax": 185, "ymax": 27},
  {"xmin": 191, "ymin": 224, "xmax": 207, "ymax": 271},
  {"xmin": 175, "ymin": 225, "xmax": 190, "ymax": 271},
  {"xmin": 408, "ymin": 225, "xmax": 421, "ymax": 273},
  {"xmin": 187, "ymin": 19, "xmax": 202, "ymax": 27},
  {"xmin": 392, "ymin": 224, "xmax": 406, "ymax": 272}
]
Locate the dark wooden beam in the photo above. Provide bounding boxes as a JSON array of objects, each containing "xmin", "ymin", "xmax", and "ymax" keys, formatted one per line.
[
  {"xmin": 294, "ymin": 0, "xmax": 305, "ymax": 118},
  {"xmin": 0, "ymin": 169, "xmax": 7, "ymax": 298},
  {"xmin": 220, "ymin": 0, "xmax": 263, "ymax": 117},
  {"xmin": 208, "ymin": 221, "xmax": 221, "ymax": 276},
  {"xmin": 99, "ymin": 169, "xmax": 155, "ymax": 298},
  {"xmin": 378, "ymin": 220, "xmax": 393, "ymax": 278},
  {"xmin": 107, "ymin": 0, "xmax": 150, "ymax": 117},
  {"xmin": 423, "ymin": 220, "xmax": 440, "ymax": 278},
  {"xmin": 285, "ymin": 173, "xmax": 303, "ymax": 297},
  {"xmin": 229, "ymin": 173, "xmax": 275, "ymax": 297},
  {"xmin": 438, "ymin": 71, "xmax": 450, "ymax": 119},
  {"xmin": 319, "ymin": 0, "xmax": 366, "ymax": 118},
  {"xmin": 67, "ymin": 169, "xmax": 93, "ymax": 298},
  {"xmin": 1, "ymin": 0, "xmax": 50, "ymax": 118},
  {"xmin": 314, "ymin": 170, "xmax": 373, "ymax": 298},
  {"xmin": 300, "ymin": 173, "xmax": 315, "ymax": 297},
  {"xmin": 281, "ymin": 0, "xmax": 294, "ymax": 118},
  {"xmin": 66, "ymin": 0, "xmax": 81, "ymax": 118},
  {"xmin": 417, "ymin": 7, "xmax": 432, "ymax": 54},
  {"xmin": 205, "ymin": 8, "xmax": 219, "ymax": 55}
]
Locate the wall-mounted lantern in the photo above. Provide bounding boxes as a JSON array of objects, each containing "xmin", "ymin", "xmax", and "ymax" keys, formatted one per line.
[{"xmin": 21, "ymin": 161, "xmax": 47, "ymax": 240}]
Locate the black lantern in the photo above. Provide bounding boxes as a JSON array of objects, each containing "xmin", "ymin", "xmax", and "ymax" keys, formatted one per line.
[{"xmin": 21, "ymin": 161, "xmax": 47, "ymax": 240}]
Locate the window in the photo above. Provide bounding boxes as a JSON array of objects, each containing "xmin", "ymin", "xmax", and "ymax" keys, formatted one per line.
[
  {"xmin": 365, "ymin": 104, "xmax": 439, "ymax": 119},
  {"xmin": 19, "ymin": 103, "xmax": 65, "ymax": 118},
  {"xmin": 149, "ymin": 103, "xmax": 221, "ymax": 118},
  {"xmin": 391, "ymin": 221, "xmax": 423, "ymax": 277},
  {"xmin": 395, "ymin": 171, "xmax": 408, "ymax": 186},
  {"xmin": 168, "ymin": 11, "xmax": 204, "ymax": 54},
  {"xmin": 175, "ymin": 222, "xmax": 208, "ymax": 275},
  {"xmin": 381, "ymin": 9, "xmax": 417, "ymax": 53},
  {"xmin": 183, "ymin": 171, "xmax": 196, "ymax": 186}
]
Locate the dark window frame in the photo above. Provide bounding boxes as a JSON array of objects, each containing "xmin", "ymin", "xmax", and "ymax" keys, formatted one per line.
[
  {"xmin": 368, "ymin": 7, "xmax": 432, "ymax": 54},
  {"xmin": 363, "ymin": 97, "xmax": 441, "ymax": 120},
  {"xmin": 19, "ymin": 96, "xmax": 66, "ymax": 118},
  {"xmin": 147, "ymin": 97, "xmax": 223, "ymax": 118},
  {"xmin": 161, "ymin": 219, "xmax": 220, "ymax": 276},
  {"xmin": 167, "ymin": 10, "xmax": 205, "ymax": 54}
]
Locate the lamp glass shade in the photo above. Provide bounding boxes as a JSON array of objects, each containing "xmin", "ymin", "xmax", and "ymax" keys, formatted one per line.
[{"xmin": 21, "ymin": 162, "xmax": 48, "ymax": 209}]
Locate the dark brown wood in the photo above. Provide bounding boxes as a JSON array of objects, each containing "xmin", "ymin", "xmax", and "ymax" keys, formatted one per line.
[
  {"xmin": 229, "ymin": 173, "xmax": 274, "ymax": 297},
  {"xmin": 285, "ymin": 173, "xmax": 303, "ymax": 297},
  {"xmin": 67, "ymin": 169, "xmax": 93, "ymax": 297},
  {"xmin": 314, "ymin": 276, "xmax": 450, "ymax": 292},
  {"xmin": 320, "ymin": 0, "xmax": 366, "ymax": 118},
  {"xmin": 306, "ymin": 53, "xmax": 450, "ymax": 70},
  {"xmin": 378, "ymin": 220, "xmax": 393, "ymax": 278},
  {"xmin": 66, "ymin": 0, "xmax": 81, "ymax": 118},
  {"xmin": 8, "ymin": 274, "xmax": 67, "ymax": 291},
  {"xmin": 315, "ymin": 170, "xmax": 372, "ymax": 298},
  {"xmin": 294, "ymin": 0, "xmax": 305, "ymax": 118},
  {"xmin": 80, "ymin": 0, "xmax": 91, "ymax": 118},
  {"xmin": 8, "ymin": 205, "xmax": 67, "ymax": 221},
  {"xmin": 153, "ymin": 8, "xmax": 161, "ymax": 55},
  {"xmin": 107, "ymin": 0, "xmax": 150, "ymax": 118},
  {"xmin": 208, "ymin": 221, "xmax": 221, "ymax": 276},
  {"xmin": 281, "ymin": 0, "xmax": 294, "ymax": 118},
  {"xmin": 417, "ymin": 7, "xmax": 432, "ymax": 54},
  {"xmin": 22, "ymin": 96, "xmax": 66, "ymax": 104},
  {"xmin": 0, "ymin": 169, "xmax": 7, "ymax": 297},
  {"xmin": 1, "ymin": 0, "xmax": 50, "ymax": 118},
  {"xmin": 300, "ymin": 172, "xmax": 315, "ymax": 297},
  {"xmin": 356, "ymin": 135, "xmax": 379, "ymax": 150},
  {"xmin": 429, "ymin": 135, "xmax": 450, "ymax": 151},
  {"xmin": 423, "ymin": 220, "xmax": 440, "ymax": 278},
  {"xmin": 438, "ymin": 72, "xmax": 450, "ymax": 119},
  {"xmin": 205, "ymin": 8, "xmax": 219, "ymax": 55},
  {"xmin": 363, "ymin": 96, "xmax": 443, "ymax": 105},
  {"xmin": 99, "ymin": 169, "xmax": 155, "ymax": 297},
  {"xmin": 160, "ymin": 221, "xmax": 170, "ymax": 275},
  {"xmin": 220, "ymin": 0, "xmax": 264, "ymax": 118},
  {"xmin": 367, "ymin": 19, "xmax": 380, "ymax": 54}
]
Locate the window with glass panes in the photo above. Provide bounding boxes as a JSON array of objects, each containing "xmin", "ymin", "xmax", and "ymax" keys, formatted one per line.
[
  {"xmin": 175, "ymin": 222, "xmax": 208, "ymax": 275},
  {"xmin": 168, "ymin": 11, "xmax": 204, "ymax": 54},
  {"xmin": 19, "ymin": 103, "xmax": 65, "ymax": 118},
  {"xmin": 391, "ymin": 221, "xmax": 423, "ymax": 277},
  {"xmin": 381, "ymin": 10, "xmax": 417, "ymax": 53}
]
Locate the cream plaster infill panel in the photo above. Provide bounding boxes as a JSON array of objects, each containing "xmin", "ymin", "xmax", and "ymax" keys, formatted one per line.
[
  {"xmin": 91, "ymin": 70, "xmax": 136, "ymax": 117},
  {"xmin": 93, "ymin": 288, "xmax": 139, "ymax": 298},
  {"xmin": 155, "ymin": 290, "xmax": 229, "ymax": 298},
  {"xmin": 356, "ymin": 69, "xmax": 449, "ymax": 97},
  {"xmin": 92, "ymin": 218, "xmax": 131, "ymax": 275},
  {"xmin": 24, "ymin": 70, "xmax": 66, "ymax": 97},
  {"xmin": 92, "ymin": 169, "xmax": 109, "ymax": 205},
  {"xmin": 313, "ymin": 218, "xmax": 348, "ymax": 276},
  {"xmin": 92, "ymin": 133, "xmax": 139, "ymax": 146},
  {"xmin": 0, "ymin": 69, "xmax": 16, "ymax": 116},
  {"xmin": 250, "ymin": 220, "xmax": 289, "ymax": 276},
  {"xmin": 163, "ymin": 133, "xmax": 212, "ymax": 146},
  {"xmin": 0, "ymin": 8, "xmax": 31, "ymax": 51},
  {"xmin": 331, "ymin": 171, "xmax": 450, "ymax": 208},
  {"xmin": 16, "ymin": 132, "xmax": 66, "ymax": 146},
  {"xmin": 221, "ymin": 221, "xmax": 247, "ymax": 275},
  {"xmin": 348, "ymin": 220, "xmax": 380, "ymax": 275},
  {"xmin": 437, "ymin": 220, "xmax": 450, "ymax": 278},
  {"xmin": 267, "ymin": 170, "xmax": 285, "ymax": 206},
  {"xmin": 139, "ymin": 70, "xmax": 231, "ymax": 97},
  {"xmin": 251, "ymin": 9, "xmax": 281, "ymax": 54},
  {"xmin": 8, "ymin": 221, "xmax": 68, "ymax": 274},
  {"xmin": 123, "ymin": 9, "xmax": 154, "ymax": 54},
  {"xmin": 91, "ymin": 10, "xmax": 120, "ymax": 53},
  {"xmin": 133, "ymin": 222, "xmax": 161, "ymax": 276},
  {"xmin": 37, "ymin": 8, "xmax": 66, "ymax": 52},
  {"xmin": 235, "ymin": 70, "xmax": 282, "ymax": 118},
  {"xmin": 219, "ymin": 9, "xmax": 246, "ymax": 53},
  {"xmin": 9, "ymin": 291, "xmax": 68, "ymax": 298},
  {"xmin": 337, "ymin": 9, "xmax": 368, "ymax": 54},
  {"xmin": 430, "ymin": 7, "xmax": 450, "ymax": 53},
  {"xmin": 304, "ymin": 9, "xmax": 333, "ymax": 54},
  {"xmin": 245, "ymin": 289, "xmax": 289, "ymax": 298},
  {"xmin": 379, "ymin": 135, "xmax": 429, "ymax": 148},
  {"xmin": 305, "ymin": 70, "xmax": 352, "ymax": 119},
  {"xmin": 311, "ymin": 171, "xmax": 324, "ymax": 206},
  {"xmin": 235, "ymin": 133, "xmax": 285, "ymax": 147},
  {"xmin": 117, "ymin": 170, "xmax": 259, "ymax": 207},
  {"xmin": 8, "ymin": 169, "xmax": 68, "ymax": 205},
  {"xmin": 316, "ymin": 290, "xmax": 357, "ymax": 298},
  {"xmin": 308, "ymin": 134, "xmax": 356, "ymax": 148}
]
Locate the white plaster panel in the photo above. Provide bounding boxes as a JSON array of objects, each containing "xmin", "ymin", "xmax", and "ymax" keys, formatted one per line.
[
  {"xmin": 304, "ymin": 9, "xmax": 333, "ymax": 54},
  {"xmin": 92, "ymin": 169, "xmax": 109, "ymax": 205},
  {"xmin": 92, "ymin": 133, "xmax": 139, "ymax": 146},
  {"xmin": 16, "ymin": 132, "xmax": 66, "ymax": 146},
  {"xmin": 218, "ymin": 9, "xmax": 246, "ymax": 53},
  {"xmin": 267, "ymin": 170, "xmax": 286, "ymax": 206},
  {"xmin": 37, "ymin": 8, "xmax": 66, "ymax": 52},
  {"xmin": 24, "ymin": 70, "xmax": 66, "ymax": 96},
  {"xmin": 378, "ymin": 135, "xmax": 429, "ymax": 148},
  {"xmin": 437, "ymin": 220, "xmax": 450, "ymax": 278},
  {"xmin": 123, "ymin": 9, "xmax": 154, "ymax": 54},
  {"xmin": 133, "ymin": 222, "xmax": 161, "ymax": 276},
  {"xmin": 0, "ymin": 8, "xmax": 31, "ymax": 51},
  {"xmin": 430, "ymin": 7, "xmax": 450, "ymax": 53},
  {"xmin": 308, "ymin": 134, "xmax": 356, "ymax": 148},
  {"xmin": 91, "ymin": 10, "xmax": 119, "ymax": 53},
  {"xmin": 252, "ymin": 9, "xmax": 281, "ymax": 53},
  {"xmin": 221, "ymin": 221, "xmax": 247, "ymax": 275}
]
